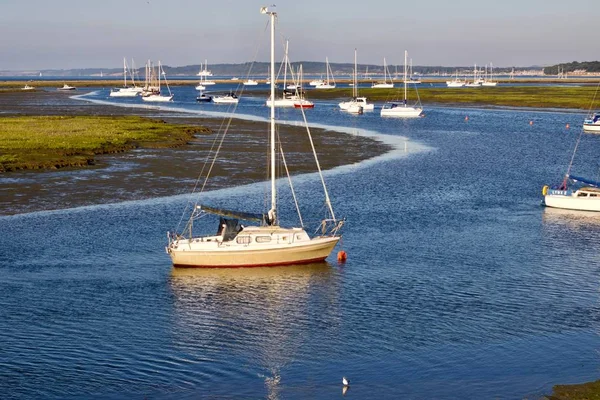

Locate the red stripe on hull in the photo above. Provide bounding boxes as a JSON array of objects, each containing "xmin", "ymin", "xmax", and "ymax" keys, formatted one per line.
[
  {"xmin": 294, "ymin": 104, "xmax": 314, "ymax": 108},
  {"xmin": 173, "ymin": 255, "xmax": 327, "ymax": 268}
]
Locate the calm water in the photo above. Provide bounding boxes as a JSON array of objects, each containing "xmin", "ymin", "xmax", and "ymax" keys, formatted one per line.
[{"xmin": 1, "ymin": 87, "xmax": 600, "ymax": 399}]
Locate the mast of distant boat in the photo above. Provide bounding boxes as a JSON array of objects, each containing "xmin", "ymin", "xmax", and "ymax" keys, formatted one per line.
[
  {"xmin": 353, "ymin": 48, "xmax": 357, "ymax": 98},
  {"xmin": 404, "ymin": 50, "xmax": 408, "ymax": 105}
]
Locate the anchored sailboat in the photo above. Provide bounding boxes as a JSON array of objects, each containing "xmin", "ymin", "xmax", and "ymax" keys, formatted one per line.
[
  {"xmin": 314, "ymin": 57, "xmax": 336, "ymax": 89},
  {"xmin": 142, "ymin": 61, "xmax": 174, "ymax": 102},
  {"xmin": 339, "ymin": 48, "xmax": 374, "ymax": 113},
  {"xmin": 110, "ymin": 58, "xmax": 141, "ymax": 97},
  {"xmin": 380, "ymin": 50, "xmax": 423, "ymax": 118},
  {"xmin": 371, "ymin": 57, "xmax": 394, "ymax": 88},
  {"xmin": 166, "ymin": 5, "xmax": 343, "ymax": 268},
  {"xmin": 543, "ymin": 86, "xmax": 600, "ymax": 211}
]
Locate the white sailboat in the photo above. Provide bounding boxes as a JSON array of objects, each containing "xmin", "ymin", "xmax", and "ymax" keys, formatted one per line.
[
  {"xmin": 583, "ymin": 113, "xmax": 600, "ymax": 132},
  {"xmin": 339, "ymin": 48, "xmax": 373, "ymax": 113},
  {"xmin": 110, "ymin": 58, "xmax": 141, "ymax": 97},
  {"xmin": 142, "ymin": 61, "xmax": 174, "ymax": 102},
  {"xmin": 371, "ymin": 57, "xmax": 394, "ymax": 88},
  {"xmin": 481, "ymin": 62, "xmax": 498, "ymax": 86},
  {"xmin": 195, "ymin": 62, "xmax": 207, "ymax": 90},
  {"xmin": 197, "ymin": 60, "xmax": 216, "ymax": 85},
  {"xmin": 293, "ymin": 65, "xmax": 314, "ymax": 109},
  {"xmin": 166, "ymin": 5, "xmax": 343, "ymax": 268},
  {"xmin": 197, "ymin": 60, "xmax": 213, "ymax": 76},
  {"xmin": 446, "ymin": 70, "xmax": 465, "ymax": 87},
  {"xmin": 266, "ymin": 40, "xmax": 301, "ymax": 107},
  {"xmin": 543, "ymin": 90, "xmax": 600, "ymax": 211},
  {"xmin": 405, "ymin": 58, "xmax": 421, "ymax": 84},
  {"xmin": 465, "ymin": 64, "xmax": 483, "ymax": 87},
  {"xmin": 380, "ymin": 50, "xmax": 423, "ymax": 118},
  {"xmin": 314, "ymin": 57, "xmax": 336, "ymax": 89}
]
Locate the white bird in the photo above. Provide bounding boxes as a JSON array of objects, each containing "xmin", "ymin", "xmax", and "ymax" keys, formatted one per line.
[{"xmin": 342, "ymin": 377, "xmax": 349, "ymax": 386}]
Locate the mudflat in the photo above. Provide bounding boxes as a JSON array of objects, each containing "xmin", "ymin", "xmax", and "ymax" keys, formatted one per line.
[{"xmin": 0, "ymin": 91, "xmax": 392, "ymax": 215}]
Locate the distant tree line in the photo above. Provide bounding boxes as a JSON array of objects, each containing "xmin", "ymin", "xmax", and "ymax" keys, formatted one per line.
[
  {"xmin": 544, "ymin": 61, "xmax": 600, "ymax": 75},
  {"xmin": 29, "ymin": 62, "xmax": 545, "ymax": 77}
]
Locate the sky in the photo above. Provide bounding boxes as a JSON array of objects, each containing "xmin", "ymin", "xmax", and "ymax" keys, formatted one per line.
[{"xmin": 0, "ymin": 0, "xmax": 597, "ymax": 70}]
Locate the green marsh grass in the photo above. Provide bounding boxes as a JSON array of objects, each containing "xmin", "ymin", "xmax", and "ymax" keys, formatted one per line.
[{"xmin": 0, "ymin": 116, "xmax": 208, "ymax": 172}]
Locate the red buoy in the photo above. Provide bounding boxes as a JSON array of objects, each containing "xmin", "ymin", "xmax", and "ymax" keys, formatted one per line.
[{"xmin": 337, "ymin": 251, "xmax": 347, "ymax": 263}]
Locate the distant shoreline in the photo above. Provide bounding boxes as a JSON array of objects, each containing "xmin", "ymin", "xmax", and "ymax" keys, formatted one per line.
[{"xmin": 2, "ymin": 80, "xmax": 599, "ymax": 110}]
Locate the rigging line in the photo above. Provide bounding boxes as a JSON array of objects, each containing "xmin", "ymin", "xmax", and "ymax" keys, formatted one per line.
[
  {"xmin": 586, "ymin": 78, "xmax": 600, "ymax": 116},
  {"xmin": 565, "ymin": 127, "xmax": 584, "ymax": 180},
  {"xmin": 297, "ymin": 94, "xmax": 337, "ymax": 222},
  {"xmin": 279, "ymin": 136, "xmax": 304, "ymax": 228},
  {"xmin": 175, "ymin": 21, "xmax": 269, "ymax": 233},
  {"xmin": 565, "ymin": 79, "xmax": 600, "ymax": 182}
]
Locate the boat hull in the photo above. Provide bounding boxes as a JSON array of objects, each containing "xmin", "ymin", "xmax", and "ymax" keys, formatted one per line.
[
  {"xmin": 142, "ymin": 94, "xmax": 174, "ymax": 102},
  {"xmin": 266, "ymin": 98, "xmax": 296, "ymax": 107},
  {"xmin": 380, "ymin": 104, "xmax": 422, "ymax": 118},
  {"xmin": 168, "ymin": 235, "xmax": 340, "ymax": 268},
  {"xmin": 544, "ymin": 188, "xmax": 600, "ymax": 212},
  {"xmin": 583, "ymin": 123, "xmax": 600, "ymax": 132},
  {"xmin": 371, "ymin": 83, "xmax": 394, "ymax": 88},
  {"xmin": 315, "ymin": 84, "xmax": 336, "ymax": 89},
  {"xmin": 544, "ymin": 195, "xmax": 600, "ymax": 212},
  {"xmin": 213, "ymin": 97, "xmax": 238, "ymax": 104},
  {"xmin": 109, "ymin": 90, "xmax": 139, "ymax": 97}
]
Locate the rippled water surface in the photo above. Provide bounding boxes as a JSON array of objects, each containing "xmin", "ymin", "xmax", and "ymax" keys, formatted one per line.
[{"xmin": 1, "ymin": 88, "xmax": 600, "ymax": 399}]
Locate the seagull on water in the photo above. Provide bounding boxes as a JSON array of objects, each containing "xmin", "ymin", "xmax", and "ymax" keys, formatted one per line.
[{"xmin": 342, "ymin": 377, "xmax": 349, "ymax": 386}]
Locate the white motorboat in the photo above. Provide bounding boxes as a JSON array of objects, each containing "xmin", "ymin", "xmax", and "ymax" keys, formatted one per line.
[
  {"xmin": 380, "ymin": 50, "xmax": 423, "ymax": 118},
  {"xmin": 21, "ymin": 84, "xmax": 35, "ymax": 91},
  {"xmin": 212, "ymin": 91, "xmax": 239, "ymax": 104},
  {"xmin": 166, "ymin": 6, "xmax": 343, "ymax": 268},
  {"xmin": 57, "ymin": 84, "xmax": 76, "ymax": 91},
  {"xmin": 243, "ymin": 79, "xmax": 259, "ymax": 85}
]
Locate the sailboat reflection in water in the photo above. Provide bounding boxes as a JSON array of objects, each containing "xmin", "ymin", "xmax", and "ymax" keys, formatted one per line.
[{"xmin": 166, "ymin": 5, "xmax": 344, "ymax": 268}]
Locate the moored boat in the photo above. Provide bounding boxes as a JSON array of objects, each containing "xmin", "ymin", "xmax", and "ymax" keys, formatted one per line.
[
  {"xmin": 339, "ymin": 49, "xmax": 374, "ymax": 113},
  {"xmin": 212, "ymin": 91, "xmax": 239, "ymax": 104},
  {"xmin": 583, "ymin": 113, "xmax": 600, "ymax": 132},
  {"xmin": 166, "ymin": 6, "xmax": 343, "ymax": 268},
  {"xmin": 57, "ymin": 84, "xmax": 76, "ymax": 91},
  {"xmin": 543, "ymin": 176, "xmax": 600, "ymax": 212},
  {"xmin": 380, "ymin": 50, "xmax": 423, "ymax": 118}
]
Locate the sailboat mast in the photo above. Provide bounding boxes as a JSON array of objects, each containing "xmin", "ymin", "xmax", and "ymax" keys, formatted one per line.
[
  {"xmin": 265, "ymin": 6, "xmax": 277, "ymax": 217},
  {"xmin": 284, "ymin": 40, "xmax": 289, "ymax": 88},
  {"xmin": 353, "ymin": 48, "xmax": 357, "ymax": 98},
  {"xmin": 404, "ymin": 50, "xmax": 408, "ymax": 103},
  {"xmin": 123, "ymin": 57, "xmax": 127, "ymax": 87}
]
